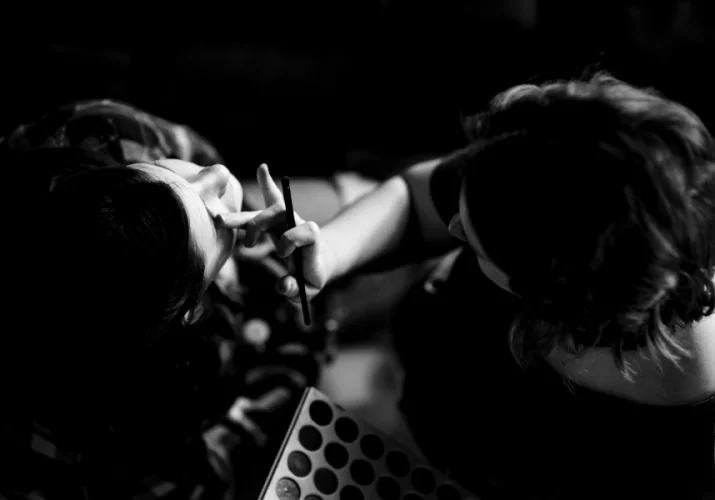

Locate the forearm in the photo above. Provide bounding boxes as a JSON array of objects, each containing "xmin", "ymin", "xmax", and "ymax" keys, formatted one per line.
[
  {"xmin": 322, "ymin": 175, "xmax": 412, "ymax": 282},
  {"xmin": 321, "ymin": 157, "xmax": 458, "ymax": 282}
]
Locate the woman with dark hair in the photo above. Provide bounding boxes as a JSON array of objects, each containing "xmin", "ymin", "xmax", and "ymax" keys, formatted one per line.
[
  {"xmin": 1, "ymin": 101, "xmax": 326, "ymax": 499},
  {"xmin": 243, "ymin": 74, "xmax": 715, "ymax": 499}
]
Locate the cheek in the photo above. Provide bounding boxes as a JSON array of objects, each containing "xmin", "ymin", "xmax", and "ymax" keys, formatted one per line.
[
  {"xmin": 214, "ymin": 223, "xmax": 238, "ymax": 272},
  {"xmin": 221, "ymin": 227, "xmax": 237, "ymax": 259},
  {"xmin": 227, "ymin": 175, "xmax": 244, "ymax": 211}
]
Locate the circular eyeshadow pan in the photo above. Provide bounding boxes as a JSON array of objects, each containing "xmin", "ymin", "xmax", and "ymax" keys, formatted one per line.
[
  {"xmin": 360, "ymin": 434, "xmax": 385, "ymax": 460},
  {"xmin": 340, "ymin": 485, "xmax": 365, "ymax": 500},
  {"xmin": 287, "ymin": 450, "xmax": 311, "ymax": 477},
  {"xmin": 376, "ymin": 476, "xmax": 401, "ymax": 500},
  {"xmin": 275, "ymin": 477, "xmax": 301, "ymax": 500},
  {"xmin": 309, "ymin": 400, "xmax": 334, "ymax": 426},
  {"xmin": 314, "ymin": 467, "xmax": 339, "ymax": 495},
  {"xmin": 324, "ymin": 441, "xmax": 349, "ymax": 469},
  {"xmin": 335, "ymin": 417, "xmax": 359, "ymax": 443},
  {"xmin": 411, "ymin": 467, "xmax": 436, "ymax": 494},
  {"xmin": 402, "ymin": 494, "xmax": 424, "ymax": 500},
  {"xmin": 298, "ymin": 425, "xmax": 322, "ymax": 451},
  {"xmin": 385, "ymin": 450, "xmax": 410, "ymax": 477},
  {"xmin": 350, "ymin": 459, "xmax": 375, "ymax": 486},
  {"xmin": 436, "ymin": 483, "xmax": 462, "ymax": 500}
]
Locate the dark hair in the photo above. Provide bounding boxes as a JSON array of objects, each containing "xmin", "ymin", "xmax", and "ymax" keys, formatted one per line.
[
  {"xmin": 47, "ymin": 163, "xmax": 206, "ymax": 344},
  {"xmin": 8, "ymin": 147, "xmax": 210, "ymax": 472},
  {"xmin": 457, "ymin": 73, "xmax": 715, "ymax": 377}
]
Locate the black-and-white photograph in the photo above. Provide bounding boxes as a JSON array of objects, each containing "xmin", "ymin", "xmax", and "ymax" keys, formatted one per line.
[{"xmin": 1, "ymin": 2, "xmax": 714, "ymax": 499}]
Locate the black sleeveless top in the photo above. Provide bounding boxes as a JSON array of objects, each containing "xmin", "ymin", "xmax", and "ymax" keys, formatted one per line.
[{"xmin": 393, "ymin": 162, "xmax": 715, "ymax": 500}]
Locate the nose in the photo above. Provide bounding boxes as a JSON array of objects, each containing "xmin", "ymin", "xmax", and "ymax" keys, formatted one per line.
[{"xmin": 195, "ymin": 164, "xmax": 230, "ymax": 198}]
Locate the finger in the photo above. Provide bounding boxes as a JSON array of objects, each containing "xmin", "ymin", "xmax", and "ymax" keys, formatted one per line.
[
  {"xmin": 244, "ymin": 204, "xmax": 288, "ymax": 247},
  {"xmin": 275, "ymin": 274, "xmax": 300, "ymax": 299},
  {"xmin": 234, "ymin": 240, "xmax": 277, "ymax": 261},
  {"xmin": 275, "ymin": 221, "xmax": 320, "ymax": 259},
  {"xmin": 256, "ymin": 164, "xmax": 284, "ymax": 208},
  {"xmin": 276, "ymin": 221, "xmax": 325, "ymax": 291},
  {"xmin": 216, "ymin": 210, "xmax": 261, "ymax": 229}
]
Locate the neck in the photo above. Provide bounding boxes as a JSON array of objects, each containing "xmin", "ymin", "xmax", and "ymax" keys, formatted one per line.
[{"xmin": 547, "ymin": 314, "xmax": 715, "ymax": 406}]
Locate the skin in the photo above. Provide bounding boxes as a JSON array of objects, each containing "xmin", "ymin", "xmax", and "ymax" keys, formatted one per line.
[
  {"xmin": 130, "ymin": 160, "xmax": 324, "ymax": 319},
  {"xmin": 227, "ymin": 157, "xmax": 714, "ymax": 406},
  {"xmin": 130, "ymin": 159, "xmax": 244, "ymax": 287},
  {"xmin": 213, "ymin": 164, "xmax": 324, "ymax": 302}
]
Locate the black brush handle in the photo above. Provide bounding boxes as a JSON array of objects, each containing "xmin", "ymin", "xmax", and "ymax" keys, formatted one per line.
[{"xmin": 281, "ymin": 177, "xmax": 311, "ymax": 326}]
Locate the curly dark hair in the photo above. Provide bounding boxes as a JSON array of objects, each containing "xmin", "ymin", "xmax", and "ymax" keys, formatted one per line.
[{"xmin": 456, "ymin": 73, "xmax": 715, "ymax": 378}]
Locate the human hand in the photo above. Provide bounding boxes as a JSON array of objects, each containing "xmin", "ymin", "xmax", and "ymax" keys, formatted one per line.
[{"xmin": 218, "ymin": 164, "xmax": 329, "ymax": 302}]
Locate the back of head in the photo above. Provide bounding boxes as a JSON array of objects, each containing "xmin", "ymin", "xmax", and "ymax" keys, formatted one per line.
[
  {"xmin": 47, "ymin": 163, "xmax": 204, "ymax": 346},
  {"xmin": 458, "ymin": 73, "xmax": 715, "ymax": 373},
  {"xmin": 7, "ymin": 148, "xmax": 209, "ymax": 469}
]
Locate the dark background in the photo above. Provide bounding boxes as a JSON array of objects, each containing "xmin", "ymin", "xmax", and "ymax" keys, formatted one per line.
[
  {"xmin": 2, "ymin": 0, "xmax": 715, "ymax": 475},
  {"xmin": 4, "ymin": 1, "xmax": 714, "ymax": 178}
]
